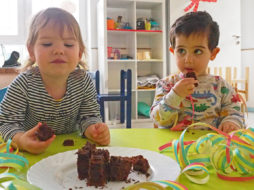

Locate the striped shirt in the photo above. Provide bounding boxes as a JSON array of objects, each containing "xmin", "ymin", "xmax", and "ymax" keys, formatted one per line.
[{"xmin": 0, "ymin": 67, "xmax": 102, "ymax": 141}]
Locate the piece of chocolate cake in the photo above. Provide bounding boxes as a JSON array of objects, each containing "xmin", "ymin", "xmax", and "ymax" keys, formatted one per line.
[
  {"xmin": 184, "ymin": 71, "xmax": 198, "ymax": 87},
  {"xmin": 63, "ymin": 139, "xmax": 74, "ymax": 146},
  {"xmin": 76, "ymin": 142, "xmax": 96, "ymax": 179},
  {"xmin": 132, "ymin": 155, "xmax": 150, "ymax": 174},
  {"xmin": 109, "ymin": 156, "xmax": 132, "ymax": 181},
  {"xmin": 76, "ymin": 142, "xmax": 151, "ymax": 188},
  {"xmin": 87, "ymin": 154, "xmax": 108, "ymax": 187},
  {"xmin": 92, "ymin": 149, "xmax": 110, "ymax": 180},
  {"xmin": 35, "ymin": 123, "xmax": 54, "ymax": 141}
]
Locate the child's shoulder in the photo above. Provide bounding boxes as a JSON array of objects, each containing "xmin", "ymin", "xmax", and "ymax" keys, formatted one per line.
[
  {"xmin": 160, "ymin": 73, "xmax": 181, "ymax": 83},
  {"xmin": 69, "ymin": 68, "xmax": 94, "ymax": 88},
  {"xmin": 155, "ymin": 73, "xmax": 180, "ymax": 89},
  {"xmin": 200, "ymin": 74, "xmax": 229, "ymax": 85},
  {"xmin": 70, "ymin": 68, "xmax": 91, "ymax": 81},
  {"xmin": 11, "ymin": 67, "xmax": 40, "ymax": 85}
]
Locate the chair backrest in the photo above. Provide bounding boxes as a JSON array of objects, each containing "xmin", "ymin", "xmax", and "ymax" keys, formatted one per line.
[
  {"xmin": 120, "ymin": 69, "xmax": 132, "ymax": 97},
  {"xmin": 0, "ymin": 87, "xmax": 8, "ymax": 103},
  {"xmin": 90, "ymin": 69, "xmax": 132, "ymax": 96},
  {"xmin": 95, "ymin": 69, "xmax": 132, "ymax": 127}
]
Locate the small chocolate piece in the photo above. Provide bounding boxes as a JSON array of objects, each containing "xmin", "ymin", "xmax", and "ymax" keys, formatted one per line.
[
  {"xmin": 35, "ymin": 123, "xmax": 54, "ymax": 141},
  {"xmin": 63, "ymin": 139, "xmax": 74, "ymax": 146},
  {"xmin": 184, "ymin": 71, "xmax": 198, "ymax": 87}
]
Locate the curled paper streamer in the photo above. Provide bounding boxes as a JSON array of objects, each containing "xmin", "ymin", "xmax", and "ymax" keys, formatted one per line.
[
  {"xmin": 124, "ymin": 180, "xmax": 187, "ymax": 190},
  {"xmin": 0, "ymin": 139, "xmax": 40, "ymax": 189},
  {"xmin": 184, "ymin": 0, "xmax": 217, "ymax": 12},
  {"xmin": 159, "ymin": 123, "xmax": 254, "ymax": 184},
  {"xmin": 0, "ymin": 139, "xmax": 28, "ymax": 170}
]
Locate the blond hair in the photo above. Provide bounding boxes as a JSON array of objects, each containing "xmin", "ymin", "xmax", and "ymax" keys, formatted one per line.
[{"xmin": 22, "ymin": 7, "xmax": 87, "ymax": 71}]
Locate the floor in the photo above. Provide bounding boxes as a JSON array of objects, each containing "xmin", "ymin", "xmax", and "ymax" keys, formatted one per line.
[{"xmin": 108, "ymin": 112, "xmax": 254, "ymax": 129}]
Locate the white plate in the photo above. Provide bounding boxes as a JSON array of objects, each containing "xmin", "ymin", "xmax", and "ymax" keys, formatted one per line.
[{"xmin": 27, "ymin": 147, "xmax": 180, "ymax": 190}]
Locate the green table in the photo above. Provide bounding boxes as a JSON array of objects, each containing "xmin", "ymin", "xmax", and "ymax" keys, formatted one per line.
[{"xmin": 19, "ymin": 128, "xmax": 253, "ymax": 190}]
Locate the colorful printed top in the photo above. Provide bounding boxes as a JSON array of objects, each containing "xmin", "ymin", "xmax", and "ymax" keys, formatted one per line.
[{"xmin": 150, "ymin": 74, "xmax": 245, "ymax": 129}]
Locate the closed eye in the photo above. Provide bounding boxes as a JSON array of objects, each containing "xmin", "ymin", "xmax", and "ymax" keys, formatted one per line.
[
  {"xmin": 42, "ymin": 43, "xmax": 52, "ymax": 47},
  {"xmin": 65, "ymin": 44, "xmax": 74, "ymax": 47}
]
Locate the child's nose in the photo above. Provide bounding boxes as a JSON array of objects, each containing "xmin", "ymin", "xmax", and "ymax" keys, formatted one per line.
[
  {"xmin": 53, "ymin": 45, "xmax": 64, "ymax": 55},
  {"xmin": 185, "ymin": 53, "xmax": 194, "ymax": 64}
]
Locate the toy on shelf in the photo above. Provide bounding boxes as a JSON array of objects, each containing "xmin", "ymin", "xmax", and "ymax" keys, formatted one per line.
[
  {"xmin": 137, "ymin": 18, "xmax": 160, "ymax": 30},
  {"xmin": 107, "ymin": 17, "xmax": 115, "ymax": 29},
  {"xmin": 137, "ymin": 48, "xmax": 151, "ymax": 60},
  {"xmin": 107, "ymin": 16, "xmax": 133, "ymax": 30},
  {"xmin": 107, "ymin": 47, "xmax": 133, "ymax": 60}
]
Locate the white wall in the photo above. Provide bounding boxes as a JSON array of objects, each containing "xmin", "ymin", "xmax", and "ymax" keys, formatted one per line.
[
  {"xmin": 241, "ymin": 0, "xmax": 254, "ymax": 108},
  {"xmin": 86, "ymin": 0, "xmax": 99, "ymax": 72}
]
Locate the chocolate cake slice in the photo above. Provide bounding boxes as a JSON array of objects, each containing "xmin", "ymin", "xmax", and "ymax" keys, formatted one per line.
[
  {"xmin": 76, "ymin": 142, "xmax": 96, "ymax": 179},
  {"xmin": 132, "ymin": 155, "xmax": 150, "ymax": 174},
  {"xmin": 109, "ymin": 156, "xmax": 132, "ymax": 181},
  {"xmin": 87, "ymin": 154, "xmax": 108, "ymax": 187},
  {"xmin": 184, "ymin": 71, "xmax": 198, "ymax": 87},
  {"xmin": 35, "ymin": 123, "xmax": 54, "ymax": 141},
  {"xmin": 76, "ymin": 142, "xmax": 151, "ymax": 188}
]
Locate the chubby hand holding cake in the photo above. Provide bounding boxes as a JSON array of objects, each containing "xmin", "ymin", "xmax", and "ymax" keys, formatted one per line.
[{"xmin": 35, "ymin": 123, "xmax": 55, "ymax": 141}]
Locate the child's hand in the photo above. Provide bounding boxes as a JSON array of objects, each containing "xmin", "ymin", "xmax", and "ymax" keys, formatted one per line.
[
  {"xmin": 218, "ymin": 121, "xmax": 240, "ymax": 133},
  {"xmin": 85, "ymin": 123, "xmax": 110, "ymax": 146},
  {"xmin": 173, "ymin": 78, "xmax": 198, "ymax": 97},
  {"xmin": 12, "ymin": 122, "xmax": 56, "ymax": 154}
]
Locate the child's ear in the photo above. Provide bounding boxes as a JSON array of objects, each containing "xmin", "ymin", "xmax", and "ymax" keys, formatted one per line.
[
  {"xmin": 27, "ymin": 45, "xmax": 35, "ymax": 62},
  {"xmin": 210, "ymin": 47, "xmax": 220, "ymax": 60},
  {"xmin": 169, "ymin": 47, "xmax": 174, "ymax": 54},
  {"xmin": 79, "ymin": 48, "xmax": 84, "ymax": 59}
]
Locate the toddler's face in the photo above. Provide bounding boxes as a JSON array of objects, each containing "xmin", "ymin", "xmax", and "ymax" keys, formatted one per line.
[
  {"xmin": 172, "ymin": 33, "xmax": 219, "ymax": 76},
  {"xmin": 28, "ymin": 21, "xmax": 82, "ymax": 78}
]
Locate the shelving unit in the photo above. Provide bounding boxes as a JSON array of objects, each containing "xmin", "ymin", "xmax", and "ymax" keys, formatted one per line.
[{"xmin": 97, "ymin": 0, "xmax": 166, "ymax": 123}]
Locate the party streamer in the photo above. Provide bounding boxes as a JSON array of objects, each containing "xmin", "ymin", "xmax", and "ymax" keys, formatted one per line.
[
  {"xmin": 159, "ymin": 123, "xmax": 254, "ymax": 184},
  {"xmin": 0, "ymin": 139, "xmax": 40, "ymax": 189}
]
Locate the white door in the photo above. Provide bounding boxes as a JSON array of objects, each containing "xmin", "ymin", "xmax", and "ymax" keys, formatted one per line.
[{"xmin": 169, "ymin": 0, "xmax": 241, "ymax": 76}]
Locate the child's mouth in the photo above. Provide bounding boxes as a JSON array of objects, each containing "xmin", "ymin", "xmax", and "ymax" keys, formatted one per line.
[{"xmin": 185, "ymin": 68, "xmax": 194, "ymax": 73}]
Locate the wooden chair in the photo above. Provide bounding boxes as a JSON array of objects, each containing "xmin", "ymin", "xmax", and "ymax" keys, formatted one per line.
[
  {"xmin": 208, "ymin": 66, "xmax": 249, "ymax": 101},
  {"xmin": 231, "ymin": 67, "xmax": 249, "ymax": 101},
  {"xmin": 89, "ymin": 70, "xmax": 132, "ymax": 128}
]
